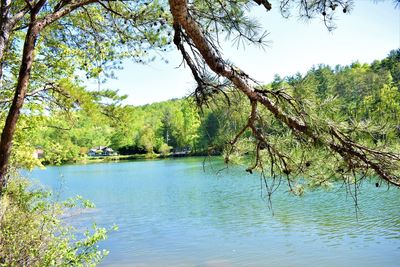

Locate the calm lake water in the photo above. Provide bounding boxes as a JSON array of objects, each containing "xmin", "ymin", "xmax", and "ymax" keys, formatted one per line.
[{"xmin": 28, "ymin": 157, "xmax": 400, "ymax": 267}]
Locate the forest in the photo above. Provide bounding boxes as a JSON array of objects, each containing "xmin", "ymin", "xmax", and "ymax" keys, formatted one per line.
[
  {"xmin": 9, "ymin": 49, "xmax": 399, "ymax": 168},
  {"xmin": 0, "ymin": 0, "xmax": 399, "ymax": 265}
]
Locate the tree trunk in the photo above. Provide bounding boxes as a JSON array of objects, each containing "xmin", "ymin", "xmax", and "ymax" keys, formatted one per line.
[
  {"xmin": 0, "ymin": 1, "xmax": 97, "ymax": 193},
  {"xmin": 0, "ymin": 23, "xmax": 12, "ymax": 86},
  {"xmin": 0, "ymin": 22, "xmax": 38, "ymax": 192},
  {"xmin": 0, "ymin": 2, "xmax": 27, "ymax": 85},
  {"xmin": 0, "ymin": 28, "xmax": 7, "ymax": 84},
  {"xmin": 0, "ymin": 10, "xmax": 11, "ymax": 85}
]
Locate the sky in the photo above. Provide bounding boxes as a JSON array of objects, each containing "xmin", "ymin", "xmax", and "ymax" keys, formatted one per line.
[{"xmin": 88, "ymin": 1, "xmax": 400, "ymax": 106}]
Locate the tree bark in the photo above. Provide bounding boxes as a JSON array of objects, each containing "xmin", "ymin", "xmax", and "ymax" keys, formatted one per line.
[
  {"xmin": 0, "ymin": 24, "xmax": 10, "ymax": 83},
  {"xmin": 0, "ymin": 3, "xmax": 28, "ymax": 87},
  {"xmin": 0, "ymin": 21, "xmax": 38, "ymax": 192},
  {"xmin": 0, "ymin": 0, "xmax": 97, "ymax": 193},
  {"xmin": 1, "ymin": 3, "xmax": 27, "ymax": 61}
]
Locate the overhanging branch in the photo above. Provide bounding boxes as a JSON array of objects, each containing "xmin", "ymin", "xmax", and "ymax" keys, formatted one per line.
[{"xmin": 168, "ymin": 0, "xmax": 400, "ymax": 187}]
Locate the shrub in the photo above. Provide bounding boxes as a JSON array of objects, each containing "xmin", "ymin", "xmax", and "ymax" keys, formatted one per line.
[
  {"xmin": 0, "ymin": 177, "xmax": 112, "ymax": 266},
  {"xmin": 158, "ymin": 143, "xmax": 172, "ymax": 157}
]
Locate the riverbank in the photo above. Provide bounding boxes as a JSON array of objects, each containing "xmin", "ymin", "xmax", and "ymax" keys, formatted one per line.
[
  {"xmin": 81, "ymin": 154, "xmax": 153, "ymax": 163},
  {"xmin": 75, "ymin": 151, "xmax": 219, "ymax": 164}
]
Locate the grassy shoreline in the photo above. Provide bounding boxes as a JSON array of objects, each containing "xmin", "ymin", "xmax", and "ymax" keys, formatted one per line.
[
  {"xmin": 81, "ymin": 154, "xmax": 154, "ymax": 163},
  {"xmin": 71, "ymin": 151, "xmax": 218, "ymax": 165}
]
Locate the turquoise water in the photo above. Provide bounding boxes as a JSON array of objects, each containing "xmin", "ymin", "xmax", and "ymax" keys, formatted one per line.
[{"xmin": 28, "ymin": 157, "xmax": 400, "ymax": 266}]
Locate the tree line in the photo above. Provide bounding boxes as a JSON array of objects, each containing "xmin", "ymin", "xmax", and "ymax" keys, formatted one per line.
[
  {"xmin": 1, "ymin": 1, "xmax": 398, "ymax": 265},
  {"xmin": 9, "ymin": 50, "xmax": 399, "ymax": 167},
  {"xmin": 1, "ymin": 0, "xmax": 399, "ymax": 192}
]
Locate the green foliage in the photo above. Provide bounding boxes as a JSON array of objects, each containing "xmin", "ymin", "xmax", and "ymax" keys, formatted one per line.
[
  {"xmin": 1, "ymin": 0, "xmax": 173, "ymax": 112},
  {"xmin": 220, "ymin": 49, "xmax": 400, "ymax": 192},
  {"xmin": 158, "ymin": 143, "xmax": 172, "ymax": 156},
  {"xmin": 137, "ymin": 125, "xmax": 157, "ymax": 153},
  {"xmin": 0, "ymin": 177, "xmax": 112, "ymax": 266},
  {"xmin": 5, "ymin": 50, "xmax": 399, "ymax": 169}
]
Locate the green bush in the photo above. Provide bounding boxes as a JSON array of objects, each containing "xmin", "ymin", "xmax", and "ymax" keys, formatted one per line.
[
  {"xmin": 158, "ymin": 143, "xmax": 172, "ymax": 157},
  {"xmin": 0, "ymin": 177, "xmax": 112, "ymax": 266}
]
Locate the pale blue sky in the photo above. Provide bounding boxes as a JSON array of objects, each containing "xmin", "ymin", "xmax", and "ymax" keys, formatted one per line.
[{"xmin": 89, "ymin": 1, "xmax": 400, "ymax": 106}]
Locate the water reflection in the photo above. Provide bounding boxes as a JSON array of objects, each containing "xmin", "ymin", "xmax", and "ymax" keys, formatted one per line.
[{"xmin": 28, "ymin": 157, "xmax": 400, "ymax": 267}]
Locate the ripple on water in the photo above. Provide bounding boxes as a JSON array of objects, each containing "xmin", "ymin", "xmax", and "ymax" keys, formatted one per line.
[{"xmin": 28, "ymin": 158, "xmax": 400, "ymax": 267}]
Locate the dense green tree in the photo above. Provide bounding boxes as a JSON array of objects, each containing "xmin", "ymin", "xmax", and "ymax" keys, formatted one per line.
[
  {"xmin": 199, "ymin": 111, "xmax": 221, "ymax": 150},
  {"xmin": 0, "ymin": 0, "xmax": 172, "ymax": 190},
  {"xmin": 137, "ymin": 124, "xmax": 160, "ymax": 154},
  {"xmin": 1, "ymin": 0, "xmax": 400, "ymax": 194},
  {"xmin": 180, "ymin": 100, "xmax": 201, "ymax": 150},
  {"xmin": 374, "ymin": 49, "xmax": 400, "ymax": 88},
  {"xmin": 160, "ymin": 107, "xmax": 181, "ymax": 148}
]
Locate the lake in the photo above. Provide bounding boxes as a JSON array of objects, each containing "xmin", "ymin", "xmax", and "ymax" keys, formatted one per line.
[{"xmin": 28, "ymin": 157, "xmax": 400, "ymax": 267}]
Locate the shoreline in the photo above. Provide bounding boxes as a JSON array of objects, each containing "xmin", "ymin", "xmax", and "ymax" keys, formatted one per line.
[{"xmin": 43, "ymin": 152, "xmax": 221, "ymax": 166}]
